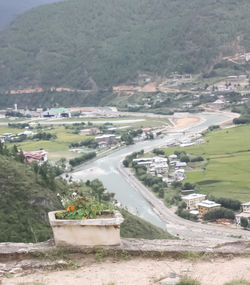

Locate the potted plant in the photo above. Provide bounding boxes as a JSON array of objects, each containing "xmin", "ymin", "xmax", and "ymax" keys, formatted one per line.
[{"xmin": 48, "ymin": 197, "xmax": 124, "ymax": 247}]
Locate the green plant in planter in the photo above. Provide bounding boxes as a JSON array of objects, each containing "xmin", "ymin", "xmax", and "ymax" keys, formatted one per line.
[{"xmin": 56, "ymin": 197, "xmax": 114, "ymax": 220}]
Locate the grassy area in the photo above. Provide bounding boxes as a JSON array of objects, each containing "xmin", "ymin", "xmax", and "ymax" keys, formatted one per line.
[
  {"xmin": 165, "ymin": 125, "xmax": 250, "ymax": 201},
  {"xmin": 120, "ymin": 209, "xmax": 174, "ymax": 239}
]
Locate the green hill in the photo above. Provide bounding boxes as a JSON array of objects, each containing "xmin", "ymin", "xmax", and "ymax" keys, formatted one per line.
[
  {"xmin": 0, "ymin": 154, "xmax": 63, "ymax": 242},
  {"xmin": 0, "ymin": 0, "xmax": 250, "ymax": 92}
]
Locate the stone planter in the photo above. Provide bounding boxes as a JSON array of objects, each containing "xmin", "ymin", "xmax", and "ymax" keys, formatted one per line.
[{"xmin": 48, "ymin": 210, "xmax": 124, "ymax": 247}]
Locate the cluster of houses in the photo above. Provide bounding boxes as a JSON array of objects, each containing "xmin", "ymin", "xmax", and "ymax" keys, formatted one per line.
[
  {"xmin": 182, "ymin": 193, "xmax": 250, "ymax": 226},
  {"xmin": 0, "ymin": 106, "xmax": 119, "ymax": 119},
  {"xmin": 0, "ymin": 131, "xmax": 35, "ymax": 143},
  {"xmin": 133, "ymin": 156, "xmax": 168, "ymax": 175},
  {"xmin": 132, "ymin": 154, "xmax": 188, "ymax": 182}
]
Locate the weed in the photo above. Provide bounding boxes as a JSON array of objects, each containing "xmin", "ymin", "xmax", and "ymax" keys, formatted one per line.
[
  {"xmin": 177, "ymin": 276, "xmax": 201, "ymax": 285},
  {"xmin": 177, "ymin": 251, "xmax": 202, "ymax": 261},
  {"xmin": 223, "ymin": 280, "xmax": 250, "ymax": 285},
  {"xmin": 121, "ymin": 250, "xmax": 131, "ymax": 260}
]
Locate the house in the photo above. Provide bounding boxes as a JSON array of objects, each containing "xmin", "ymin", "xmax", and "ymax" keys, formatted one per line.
[
  {"xmin": 198, "ymin": 200, "xmax": 221, "ymax": 217},
  {"xmin": 169, "ymin": 154, "xmax": 177, "ymax": 160},
  {"xmin": 95, "ymin": 134, "xmax": 118, "ymax": 146},
  {"xmin": 149, "ymin": 163, "xmax": 168, "ymax": 175},
  {"xmin": 174, "ymin": 169, "xmax": 185, "ymax": 181},
  {"xmin": 175, "ymin": 161, "xmax": 187, "ymax": 168},
  {"xmin": 242, "ymin": 202, "xmax": 250, "ymax": 212},
  {"xmin": 235, "ymin": 212, "xmax": 250, "ymax": 225},
  {"xmin": 182, "ymin": 193, "xmax": 206, "ymax": 210},
  {"xmin": 23, "ymin": 150, "xmax": 47, "ymax": 165},
  {"xmin": 80, "ymin": 128, "xmax": 100, "ymax": 136}
]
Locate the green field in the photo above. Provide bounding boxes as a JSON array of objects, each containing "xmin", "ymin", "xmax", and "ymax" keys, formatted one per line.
[{"xmin": 166, "ymin": 125, "xmax": 250, "ymax": 201}]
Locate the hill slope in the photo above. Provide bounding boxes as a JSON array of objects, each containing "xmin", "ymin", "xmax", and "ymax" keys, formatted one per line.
[
  {"xmin": 0, "ymin": 153, "xmax": 172, "ymax": 243},
  {"xmin": 0, "ymin": 0, "xmax": 250, "ymax": 92},
  {"xmin": 0, "ymin": 154, "xmax": 63, "ymax": 242}
]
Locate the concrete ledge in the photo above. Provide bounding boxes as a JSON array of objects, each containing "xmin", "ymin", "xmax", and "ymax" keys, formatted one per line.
[{"xmin": 48, "ymin": 210, "xmax": 124, "ymax": 247}]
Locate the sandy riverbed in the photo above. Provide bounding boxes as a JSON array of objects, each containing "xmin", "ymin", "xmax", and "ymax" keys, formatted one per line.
[{"xmin": 2, "ymin": 256, "xmax": 250, "ymax": 285}]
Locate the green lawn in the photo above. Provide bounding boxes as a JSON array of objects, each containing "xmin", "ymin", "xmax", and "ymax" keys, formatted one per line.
[{"xmin": 166, "ymin": 125, "xmax": 250, "ymax": 201}]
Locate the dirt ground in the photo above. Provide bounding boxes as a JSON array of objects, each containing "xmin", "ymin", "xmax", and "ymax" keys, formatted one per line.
[
  {"xmin": 173, "ymin": 117, "xmax": 201, "ymax": 128},
  {"xmin": 2, "ymin": 256, "xmax": 250, "ymax": 285}
]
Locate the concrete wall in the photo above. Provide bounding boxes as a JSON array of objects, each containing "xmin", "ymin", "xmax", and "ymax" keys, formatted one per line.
[{"xmin": 48, "ymin": 211, "xmax": 124, "ymax": 247}]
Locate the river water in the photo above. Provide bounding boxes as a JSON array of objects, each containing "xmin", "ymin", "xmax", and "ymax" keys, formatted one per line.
[{"xmin": 71, "ymin": 113, "xmax": 231, "ymax": 229}]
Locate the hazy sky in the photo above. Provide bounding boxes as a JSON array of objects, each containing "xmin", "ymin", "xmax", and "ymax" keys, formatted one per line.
[{"xmin": 0, "ymin": 0, "xmax": 66, "ymax": 30}]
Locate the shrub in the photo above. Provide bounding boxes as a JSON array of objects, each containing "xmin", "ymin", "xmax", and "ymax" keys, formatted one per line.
[
  {"xmin": 190, "ymin": 156, "xmax": 204, "ymax": 162},
  {"xmin": 203, "ymin": 208, "xmax": 235, "ymax": 221},
  {"xmin": 240, "ymin": 217, "xmax": 249, "ymax": 228}
]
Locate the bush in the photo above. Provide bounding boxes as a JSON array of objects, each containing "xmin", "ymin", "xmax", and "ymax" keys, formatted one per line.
[
  {"xmin": 69, "ymin": 152, "xmax": 96, "ymax": 166},
  {"xmin": 190, "ymin": 156, "xmax": 204, "ymax": 162},
  {"xmin": 176, "ymin": 209, "xmax": 198, "ymax": 221},
  {"xmin": 203, "ymin": 208, "xmax": 235, "ymax": 221},
  {"xmin": 182, "ymin": 182, "xmax": 194, "ymax": 190},
  {"xmin": 153, "ymin": 148, "xmax": 165, "ymax": 155},
  {"xmin": 240, "ymin": 217, "xmax": 249, "ymax": 228},
  {"xmin": 177, "ymin": 277, "xmax": 201, "ymax": 285},
  {"xmin": 209, "ymin": 196, "xmax": 241, "ymax": 210},
  {"xmin": 180, "ymin": 155, "xmax": 190, "ymax": 163}
]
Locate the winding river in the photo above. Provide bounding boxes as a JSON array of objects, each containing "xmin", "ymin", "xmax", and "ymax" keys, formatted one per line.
[{"xmin": 71, "ymin": 112, "xmax": 233, "ymax": 229}]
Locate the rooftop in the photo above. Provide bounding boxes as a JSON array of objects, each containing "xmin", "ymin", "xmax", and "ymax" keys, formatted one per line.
[
  {"xmin": 182, "ymin": 193, "xmax": 206, "ymax": 200},
  {"xmin": 198, "ymin": 200, "xmax": 221, "ymax": 208}
]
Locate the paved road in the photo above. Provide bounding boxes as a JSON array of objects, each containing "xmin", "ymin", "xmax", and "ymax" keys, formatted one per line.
[{"xmin": 118, "ymin": 164, "xmax": 250, "ymax": 243}]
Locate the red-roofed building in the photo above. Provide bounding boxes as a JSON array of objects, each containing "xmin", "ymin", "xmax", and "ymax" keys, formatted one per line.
[{"xmin": 23, "ymin": 150, "xmax": 47, "ymax": 165}]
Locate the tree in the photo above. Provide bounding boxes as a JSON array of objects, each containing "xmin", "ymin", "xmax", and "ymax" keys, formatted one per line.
[
  {"xmin": 123, "ymin": 159, "xmax": 129, "ymax": 168},
  {"xmin": 240, "ymin": 217, "xmax": 248, "ymax": 228}
]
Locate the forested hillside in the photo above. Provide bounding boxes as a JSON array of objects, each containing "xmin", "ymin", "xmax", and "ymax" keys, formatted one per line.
[
  {"xmin": 0, "ymin": 146, "xmax": 172, "ymax": 242},
  {"xmin": 0, "ymin": 0, "xmax": 65, "ymax": 30},
  {"xmin": 0, "ymin": 154, "xmax": 64, "ymax": 242},
  {"xmin": 0, "ymin": 0, "xmax": 250, "ymax": 91}
]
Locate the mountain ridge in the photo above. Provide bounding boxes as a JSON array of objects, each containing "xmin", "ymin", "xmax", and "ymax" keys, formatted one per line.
[{"xmin": 0, "ymin": 0, "xmax": 250, "ymax": 93}]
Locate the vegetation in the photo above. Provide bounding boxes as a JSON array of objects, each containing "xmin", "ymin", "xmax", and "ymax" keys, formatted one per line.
[
  {"xmin": 203, "ymin": 208, "xmax": 235, "ymax": 221},
  {"xmin": 120, "ymin": 209, "xmax": 173, "ymax": 239},
  {"xmin": 166, "ymin": 125, "xmax": 250, "ymax": 201},
  {"xmin": 1, "ymin": 0, "xmax": 250, "ymax": 94},
  {"xmin": 56, "ymin": 197, "xmax": 114, "ymax": 220},
  {"xmin": 177, "ymin": 277, "xmax": 201, "ymax": 285},
  {"xmin": 70, "ymin": 138, "xmax": 98, "ymax": 149},
  {"xmin": 69, "ymin": 151, "xmax": 96, "ymax": 167},
  {"xmin": 0, "ymin": 143, "xmax": 173, "ymax": 242},
  {"xmin": 224, "ymin": 281, "xmax": 250, "ymax": 285},
  {"xmin": 0, "ymin": 150, "xmax": 67, "ymax": 242}
]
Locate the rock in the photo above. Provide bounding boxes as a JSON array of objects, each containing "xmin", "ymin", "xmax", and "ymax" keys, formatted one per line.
[
  {"xmin": 9, "ymin": 267, "xmax": 22, "ymax": 274},
  {"xmin": 159, "ymin": 273, "xmax": 180, "ymax": 285},
  {"xmin": 0, "ymin": 264, "xmax": 6, "ymax": 270}
]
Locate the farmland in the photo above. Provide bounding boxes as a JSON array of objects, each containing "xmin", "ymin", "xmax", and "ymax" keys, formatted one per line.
[{"xmin": 166, "ymin": 125, "xmax": 250, "ymax": 201}]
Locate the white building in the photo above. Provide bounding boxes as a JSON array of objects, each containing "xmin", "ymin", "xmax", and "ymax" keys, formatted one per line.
[
  {"xmin": 182, "ymin": 193, "xmax": 206, "ymax": 210},
  {"xmin": 242, "ymin": 202, "xmax": 250, "ymax": 212}
]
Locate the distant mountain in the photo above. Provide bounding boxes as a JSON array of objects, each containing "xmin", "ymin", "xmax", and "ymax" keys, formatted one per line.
[
  {"xmin": 0, "ymin": 0, "xmax": 250, "ymax": 94},
  {"xmin": 0, "ymin": 0, "xmax": 66, "ymax": 30}
]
